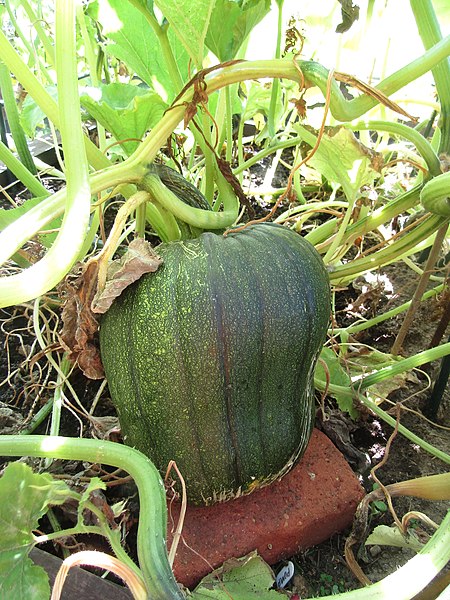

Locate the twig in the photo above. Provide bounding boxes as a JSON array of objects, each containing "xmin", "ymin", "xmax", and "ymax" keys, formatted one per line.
[
  {"xmin": 165, "ymin": 460, "xmax": 187, "ymax": 567},
  {"xmin": 370, "ymin": 404, "xmax": 403, "ymax": 532},
  {"xmin": 391, "ymin": 224, "xmax": 448, "ymax": 355}
]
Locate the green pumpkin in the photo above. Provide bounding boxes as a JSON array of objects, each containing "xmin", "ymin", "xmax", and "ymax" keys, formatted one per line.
[{"xmin": 100, "ymin": 223, "xmax": 330, "ymax": 504}]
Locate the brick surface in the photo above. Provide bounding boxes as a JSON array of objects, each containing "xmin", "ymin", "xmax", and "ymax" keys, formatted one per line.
[{"xmin": 166, "ymin": 428, "xmax": 365, "ymax": 589}]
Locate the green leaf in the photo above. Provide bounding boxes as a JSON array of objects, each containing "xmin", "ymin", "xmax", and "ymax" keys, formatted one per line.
[
  {"xmin": 205, "ymin": 0, "xmax": 271, "ymax": 62},
  {"xmin": 155, "ymin": 0, "xmax": 215, "ymax": 68},
  {"xmin": 295, "ymin": 125, "xmax": 381, "ymax": 200},
  {"xmin": 77, "ymin": 477, "xmax": 106, "ymax": 525},
  {"xmin": 94, "ymin": 0, "xmax": 189, "ymax": 102},
  {"xmin": 0, "ymin": 554, "xmax": 50, "ymax": 600},
  {"xmin": 316, "ymin": 347, "xmax": 356, "ymax": 416},
  {"xmin": 20, "ymin": 86, "xmax": 58, "ymax": 139},
  {"xmin": 81, "ymin": 83, "xmax": 167, "ymax": 155},
  {"xmin": 241, "ymin": 83, "xmax": 272, "ymax": 121},
  {"xmin": 0, "ymin": 463, "xmax": 72, "ymax": 600},
  {"xmin": 190, "ymin": 552, "xmax": 282, "ymax": 599},
  {"xmin": 365, "ymin": 524, "xmax": 424, "ymax": 552}
]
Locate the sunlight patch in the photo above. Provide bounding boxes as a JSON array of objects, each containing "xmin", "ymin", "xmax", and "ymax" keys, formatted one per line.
[{"xmin": 96, "ymin": 0, "xmax": 123, "ymax": 34}]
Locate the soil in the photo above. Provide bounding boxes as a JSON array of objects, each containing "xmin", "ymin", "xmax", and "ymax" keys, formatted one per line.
[{"xmin": 0, "ymin": 175, "xmax": 449, "ymax": 597}]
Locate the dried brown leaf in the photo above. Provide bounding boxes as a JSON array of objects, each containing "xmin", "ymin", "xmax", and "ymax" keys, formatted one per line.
[
  {"xmin": 59, "ymin": 261, "xmax": 104, "ymax": 380},
  {"xmin": 334, "ymin": 71, "xmax": 417, "ymax": 122},
  {"xmin": 92, "ymin": 238, "xmax": 162, "ymax": 314}
]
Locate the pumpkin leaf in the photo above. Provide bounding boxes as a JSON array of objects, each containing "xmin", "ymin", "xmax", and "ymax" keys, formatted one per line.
[
  {"xmin": 0, "ymin": 462, "xmax": 72, "ymax": 600},
  {"xmin": 80, "ymin": 83, "xmax": 167, "ymax": 156},
  {"xmin": 295, "ymin": 125, "xmax": 382, "ymax": 199},
  {"xmin": 93, "ymin": 0, "xmax": 189, "ymax": 102},
  {"xmin": 190, "ymin": 552, "xmax": 282, "ymax": 599},
  {"xmin": 92, "ymin": 238, "xmax": 163, "ymax": 315},
  {"xmin": 20, "ymin": 86, "xmax": 58, "ymax": 139},
  {"xmin": 205, "ymin": 0, "xmax": 271, "ymax": 62},
  {"xmin": 155, "ymin": 0, "xmax": 215, "ymax": 68}
]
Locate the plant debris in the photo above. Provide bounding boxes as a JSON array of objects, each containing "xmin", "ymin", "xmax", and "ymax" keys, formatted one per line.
[{"xmin": 92, "ymin": 239, "xmax": 162, "ymax": 314}]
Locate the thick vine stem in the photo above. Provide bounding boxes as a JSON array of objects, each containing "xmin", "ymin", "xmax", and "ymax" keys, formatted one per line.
[
  {"xmin": 0, "ymin": 436, "xmax": 185, "ymax": 600},
  {"xmin": 420, "ymin": 172, "xmax": 450, "ymax": 216},
  {"xmin": 141, "ymin": 173, "xmax": 237, "ymax": 228}
]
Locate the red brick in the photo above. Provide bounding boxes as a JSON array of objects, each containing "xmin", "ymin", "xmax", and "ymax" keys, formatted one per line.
[{"xmin": 166, "ymin": 429, "xmax": 365, "ymax": 589}]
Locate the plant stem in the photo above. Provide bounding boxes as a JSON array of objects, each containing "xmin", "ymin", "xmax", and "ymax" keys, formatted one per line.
[
  {"xmin": 346, "ymin": 120, "xmax": 442, "ymax": 177},
  {"xmin": 1, "ymin": 39, "xmax": 449, "ymax": 306},
  {"xmin": 96, "ymin": 190, "xmax": 151, "ymax": 292},
  {"xmin": 76, "ymin": 3, "xmax": 107, "ymax": 152},
  {"xmin": 129, "ymin": 38, "xmax": 450, "ymax": 169},
  {"xmin": 328, "ymin": 215, "xmax": 448, "ymax": 285},
  {"xmin": 4, "ymin": 0, "xmax": 53, "ymax": 84},
  {"xmin": 141, "ymin": 174, "xmax": 237, "ymax": 229},
  {"xmin": 410, "ymin": 0, "xmax": 450, "ymax": 153},
  {"xmin": 0, "ymin": 160, "xmax": 144, "ymax": 265},
  {"xmin": 0, "ymin": 28, "xmax": 110, "ymax": 171},
  {"xmin": 0, "ymin": 140, "xmax": 47, "ymax": 197},
  {"xmin": 391, "ymin": 224, "xmax": 448, "ymax": 355},
  {"xmin": 0, "ymin": 61, "xmax": 37, "ymax": 174},
  {"xmin": 358, "ymin": 341, "xmax": 450, "ymax": 390},
  {"xmin": 0, "ymin": 436, "xmax": 184, "ymax": 600},
  {"xmin": 267, "ymin": 0, "xmax": 284, "ymax": 138},
  {"xmin": 306, "ymin": 186, "xmax": 422, "ymax": 248},
  {"xmin": 128, "ymin": 0, "xmax": 183, "ymax": 93},
  {"xmin": 19, "ymin": 0, "xmax": 56, "ymax": 67}
]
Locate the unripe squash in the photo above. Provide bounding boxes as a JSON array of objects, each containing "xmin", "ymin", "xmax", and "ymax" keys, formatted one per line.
[{"xmin": 100, "ymin": 223, "xmax": 330, "ymax": 504}]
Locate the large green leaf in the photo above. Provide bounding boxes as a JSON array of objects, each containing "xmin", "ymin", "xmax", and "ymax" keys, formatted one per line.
[
  {"xmin": 190, "ymin": 552, "xmax": 282, "ymax": 599},
  {"xmin": 81, "ymin": 83, "xmax": 167, "ymax": 155},
  {"xmin": 155, "ymin": 0, "xmax": 216, "ymax": 68},
  {"xmin": 0, "ymin": 463, "xmax": 72, "ymax": 600},
  {"xmin": 93, "ymin": 0, "xmax": 189, "ymax": 102},
  {"xmin": 205, "ymin": 0, "xmax": 271, "ymax": 62}
]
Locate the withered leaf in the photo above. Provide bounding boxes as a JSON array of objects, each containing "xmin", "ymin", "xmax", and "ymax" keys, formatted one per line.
[
  {"xmin": 90, "ymin": 416, "xmax": 121, "ymax": 442},
  {"xmin": 336, "ymin": 0, "xmax": 360, "ymax": 33},
  {"xmin": 91, "ymin": 238, "xmax": 163, "ymax": 314},
  {"xmin": 59, "ymin": 261, "xmax": 104, "ymax": 380}
]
